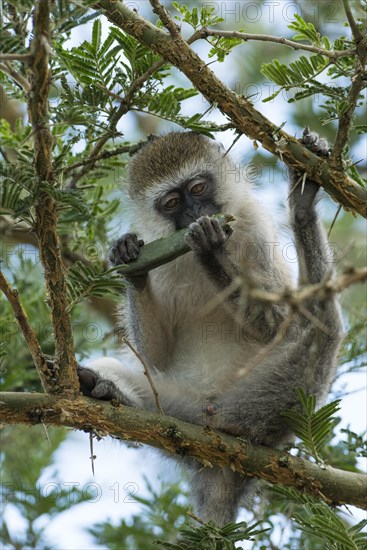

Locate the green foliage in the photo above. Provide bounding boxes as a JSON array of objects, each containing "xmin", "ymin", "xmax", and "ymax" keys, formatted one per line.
[
  {"xmin": 339, "ymin": 320, "xmax": 367, "ymax": 371},
  {"xmin": 172, "ymin": 3, "xmax": 224, "ymax": 29},
  {"xmin": 66, "ymin": 262, "xmax": 126, "ymax": 309},
  {"xmin": 266, "ymin": 486, "xmax": 367, "ymax": 550},
  {"xmin": 172, "ymin": 3, "xmax": 241, "ymax": 61},
  {"xmin": 341, "ymin": 429, "xmax": 367, "ymax": 458},
  {"xmin": 261, "ymin": 55, "xmax": 331, "ymax": 101},
  {"xmin": 260, "ymin": 14, "xmax": 365, "ymax": 128},
  {"xmin": 288, "ymin": 14, "xmax": 332, "ymax": 49},
  {"xmin": 1, "ymin": 258, "xmax": 50, "ymax": 392},
  {"xmin": 89, "ymin": 478, "xmax": 190, "ymax": 549},
  {"xmin": 1, "ymin": 425, "xmax": 93, "ymax": 549},
  {"xmin": 293, "ymin": 503, "xmax": 367, "ymax": 549},
  {"xmin": 283, "ymin": 389, "xmax": 341, "ymax": 463},
  {"xmin": 156, "ymin": 520, "xmax": 268, "ymax": 549},
  {"xmin": 207, "ymin": 36, "xmax": 244, "ymax": 63}
]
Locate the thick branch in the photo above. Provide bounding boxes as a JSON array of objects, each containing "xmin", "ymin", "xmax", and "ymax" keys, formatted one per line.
[
  {"xmin": 94, "ymin": 0, "xmax": 367, "ymax": 218},
  {"xmin": 29, "ymin": 0, "xmax": 78, "ymax": 393},
  {"xmin": 1, "ymin": 391, "xmax": 366, "ymax": 510},
  {"xmin": 343, "ymin": 0, "xmax": 364, "ymax": 42}
]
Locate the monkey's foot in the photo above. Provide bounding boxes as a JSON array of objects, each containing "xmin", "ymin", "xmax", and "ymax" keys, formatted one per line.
[
  {"xmin": 300, "ymin": 126, "xmax": 330, "ymax": 157},
  {"xmin": 77, "ymin": 366, "xmax": 134, "ymax": 406}
]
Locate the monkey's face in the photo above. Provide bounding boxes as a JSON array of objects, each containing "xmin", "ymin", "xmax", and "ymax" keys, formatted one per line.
[
  {"xmin": 154, "ymin": 171, "xmax": 221, "ymax": 229},
  {"xmin": 126, "ymin": 132, "xmax": 245, "ymax": 240}
]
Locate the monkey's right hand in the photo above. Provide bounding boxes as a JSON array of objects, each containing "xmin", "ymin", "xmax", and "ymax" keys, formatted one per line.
[
  {"xmin": 108, "ymin": 233, "xmax": 146, "ymax": 289},
  {"xmin": 185, "ymin": 215, "xmax": 233, "ymax": 255},
  {"xmin": 77, "ymin": 366, "xmax": 134, "ymax": 405},
  {"xmin": 108, "ymin": 233, "xmax": 144, "ymax": 265}
]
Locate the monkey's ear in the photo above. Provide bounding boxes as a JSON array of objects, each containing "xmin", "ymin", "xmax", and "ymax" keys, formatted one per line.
[{"xmin": 129, "ymin": 135, "xmax": 159, "ymax": 157}]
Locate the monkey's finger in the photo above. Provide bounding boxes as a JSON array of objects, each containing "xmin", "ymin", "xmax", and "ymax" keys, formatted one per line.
[
  {"xmin": 184, "ymin": 223, "xmax": 206, "ymax": 250},
  {"xmin": 113, "ymin": 243, "xmax": 130, "ymax": 264},
  {"xmin": 198, "ymin": 216, "xmax": 230, "ymax": 245},
  {"xmin": 125, "ymin": 238, "xmax": 141, "ymax": 261},
  {"xmin": 223, "ymin": 224, "xmax": 234, "ymax": 238}
]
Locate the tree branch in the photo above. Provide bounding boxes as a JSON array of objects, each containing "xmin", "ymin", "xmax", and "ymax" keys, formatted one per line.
[
  {"xmin": 202, "ymin": 29, "xmax": 356, "ymax": 59},
  {"xmin": 63, "ymin": 144, "xmax": 133, "ymax": 175},
  {"xmin": 0, "ymin": 271, "xmax": 52, "ymax": 390},
  {"xmin": 0, "ymin": 53, "xmax": 32, "ymax": 62},
  {"xmin": 93, "ymin": 0, "xmax": 367, "ymax": 218},
  {"xmin": 149, "ymin": 0, "xmax": 181, "ymax": 39},
  {"xmin": 332, "ymin": 0, "xmax": 367, "ymax": 162},
  {"xmin": 29, "ymin": 0, "xmax": 78, "ymax": 393},
  {"xmin": 343, "ymin": 0, "xmax": 364, "ymax": 42},
  {"xmin": 248, "ymin": 267, "xmax": 367, "ymax": 306},
  {"xmin": 1, "ymin": 391, "xmax": 366, "ymax": 510},
  {"xmin": 0, "ymin": 61, "xmax": 31, "ymax": 91}
]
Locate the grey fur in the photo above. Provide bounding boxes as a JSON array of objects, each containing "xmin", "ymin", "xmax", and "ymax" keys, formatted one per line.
[{"xmin": 78, "ymin": 130, "xmax": 343, "ymax": 526}]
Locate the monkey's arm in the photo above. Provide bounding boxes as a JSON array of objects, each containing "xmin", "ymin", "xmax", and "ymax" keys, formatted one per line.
[
  {"xmin": 109, "ymin": 233, "xmax": 170, "ymax": 369},
  {"xmin": 185, "ymin": 216, "xmax": 289, "ymax": 342},
  {"xmin": 215, "ymin": 129, "xmax": 343, "ymax": 443}
]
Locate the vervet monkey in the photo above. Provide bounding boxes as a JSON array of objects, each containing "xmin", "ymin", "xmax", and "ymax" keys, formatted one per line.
[{"xmin": 78, "ymin": 129, "xmax": 342, "ymax": 525}]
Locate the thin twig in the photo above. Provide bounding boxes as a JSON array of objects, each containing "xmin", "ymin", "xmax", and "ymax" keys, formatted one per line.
[
  {"xmin": 149, "ymin": 0, "xmax": 181, "ymax": 39},
  {"xmin": 0, "ymin": 61, "xmax": 31, "ymax": 91},
  {"xmin": 332, "ymin": 0, "xmax": 367, "ymax": 161},
  {"xmin": 0, "ymin": 270, "xmax": 51, "ymax": 390},
  {"xmin": 297, "ymin": 304, "xmax": 332, "ymax": 335},
  {"xmin": 328, "ymin": 204, "xmax": 342, "ymax": 238},
  {"xmin": 0, "ymin": 53, "xmax": 31, "ymax": 62},
  {"xmin": 63, "ymin": 144, "xmax": 133, "ymax": 175},
  {"xmin": 343, "ymin": 0, "xmax": 364, "ymax": 42},
  {"xmin": 202, "ymin": 29, "xmax": 356, "ymax": 60},
  {"xmin": 123, "ymin": 338, "xmax": 164, "ymax": 415},
  {"xmin": 248, "ymin": 267, "xmax": 367, "ymax": 306}
]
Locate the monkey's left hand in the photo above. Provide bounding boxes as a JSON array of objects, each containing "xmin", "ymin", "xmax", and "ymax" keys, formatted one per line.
[{"xmin": 185, "ymin": 215, "xmax": 233, "ymax": 254}]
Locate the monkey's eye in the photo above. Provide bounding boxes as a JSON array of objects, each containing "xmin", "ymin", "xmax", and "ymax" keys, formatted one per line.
[
  {"xmin": 162, "ymin": 192, "xmax": 180, "ymax": 210},
  {"xmin": 187, "ymin": 179, "xmax": 206, "ymax": 195}
]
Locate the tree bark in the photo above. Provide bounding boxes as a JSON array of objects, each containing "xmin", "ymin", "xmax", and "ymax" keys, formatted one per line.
[{"xmin": 1, "ymin": 391, "xmax": 366, "ymax": 510}]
